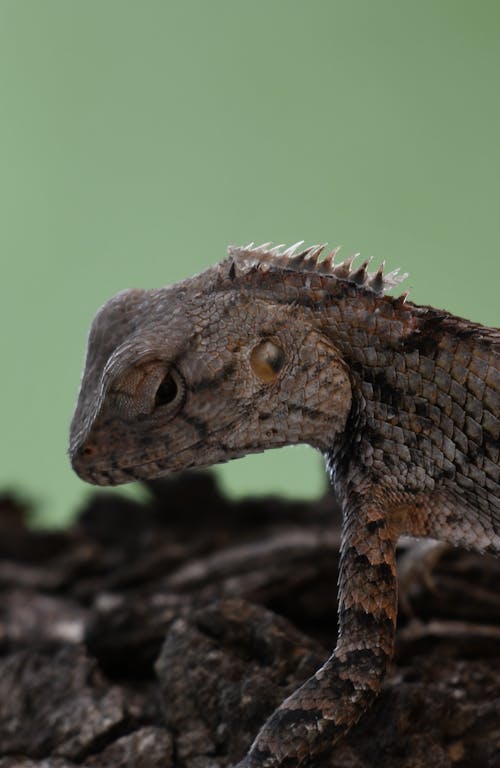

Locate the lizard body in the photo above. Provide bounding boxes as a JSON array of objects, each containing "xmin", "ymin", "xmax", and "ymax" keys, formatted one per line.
[{"xmin": 70, "ymin": 242, "xmax": 500, "ymax": 767}]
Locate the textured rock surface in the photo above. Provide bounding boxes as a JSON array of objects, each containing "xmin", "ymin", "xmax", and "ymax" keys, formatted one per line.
[{"xmin": 0, "ymin": 475, "xmax": 499, "ymax": 767}]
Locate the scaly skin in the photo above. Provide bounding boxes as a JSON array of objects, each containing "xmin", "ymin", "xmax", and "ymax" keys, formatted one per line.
[{"xmin": 69, "ymin": 242, "xmax": 499, "ymax": 767}]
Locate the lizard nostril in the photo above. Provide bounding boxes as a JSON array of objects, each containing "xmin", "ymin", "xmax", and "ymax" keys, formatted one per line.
[{"xmin": 81, "ymin": 444, "xmax": 95, "ymax": 458}]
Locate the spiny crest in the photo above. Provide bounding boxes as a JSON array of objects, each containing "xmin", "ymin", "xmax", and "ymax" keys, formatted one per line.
[{"xmin": 226, "ymin": 241, "xmax": 408, "ymax": 297}]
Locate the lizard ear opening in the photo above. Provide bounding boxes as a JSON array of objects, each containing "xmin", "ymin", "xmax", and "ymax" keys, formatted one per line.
[{"xmin": 250, "ymin": 340, "xmax": 285, "ymax": 383}]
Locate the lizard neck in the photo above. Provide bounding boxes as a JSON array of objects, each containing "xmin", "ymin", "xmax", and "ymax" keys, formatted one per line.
[
  {"xmin": 320, "ymin": 287, "xmax": 496, "ymax": 507},
  {"xmin": 320, "ymin": 287, "xmax": 420, "ymax": 476}
]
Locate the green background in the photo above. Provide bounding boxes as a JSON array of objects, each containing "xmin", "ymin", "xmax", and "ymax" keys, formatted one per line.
[{"xmin": 1, "ymin": 1, "xmax": 499, "ymax": 525}]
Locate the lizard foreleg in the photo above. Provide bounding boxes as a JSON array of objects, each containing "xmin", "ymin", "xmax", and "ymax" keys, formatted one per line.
[{"xmin": 235, "ymin": 499, "xmax": 398, "ymax": 768}]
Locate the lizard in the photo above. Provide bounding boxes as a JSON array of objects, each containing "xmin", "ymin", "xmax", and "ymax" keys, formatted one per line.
[{"xmin": 69, "ymin": 242, "xmax": 500, "ymax": 768}]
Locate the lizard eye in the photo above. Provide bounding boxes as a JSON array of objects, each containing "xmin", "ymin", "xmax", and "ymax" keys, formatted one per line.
[
  {"xmin": 250, "ymin": 339, "xmax": 285, "ymax": 383},
  {"xmin": 154, "ymin": 369, "xmax": 185, "ymax": 410}
]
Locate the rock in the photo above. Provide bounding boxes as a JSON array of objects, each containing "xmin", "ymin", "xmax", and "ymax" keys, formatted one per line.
[{"xmin": 0, "ymin": 476, "xmax": 499, "ymax": 767}]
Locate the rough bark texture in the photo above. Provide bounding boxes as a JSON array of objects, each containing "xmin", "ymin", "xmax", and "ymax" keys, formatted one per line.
[{"xmin": 0, "ymin": 473, "xmax": 499, "ymax": 768}]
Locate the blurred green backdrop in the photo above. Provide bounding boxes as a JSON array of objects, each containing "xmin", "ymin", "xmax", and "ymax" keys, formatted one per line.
[{"xmin": 1, "ymin": 1, "xmax": 499, "ymax": 525}]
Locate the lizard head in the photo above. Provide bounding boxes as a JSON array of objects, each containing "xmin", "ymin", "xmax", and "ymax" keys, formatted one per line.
[{"xmin": 69, "ymin": 246, "xmax": 357, "ymax": 485}]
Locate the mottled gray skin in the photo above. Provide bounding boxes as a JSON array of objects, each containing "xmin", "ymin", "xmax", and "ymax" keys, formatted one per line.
[{"xmin": 70, "ymin": 243, "xmax": 499, "ymax": 768}]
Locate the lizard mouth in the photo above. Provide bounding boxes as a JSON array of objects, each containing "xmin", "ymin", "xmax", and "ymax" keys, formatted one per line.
[
  {"xmin": 77, "ymin": 424, "xmax": 296, "ymax": 487},
  {"xmin": 74, "ymin": 416, "xmax": 252, "ymax": 486},
  {"xmin": 81, "ymin": 455, "xmax": 212, "ymax": 486}
]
